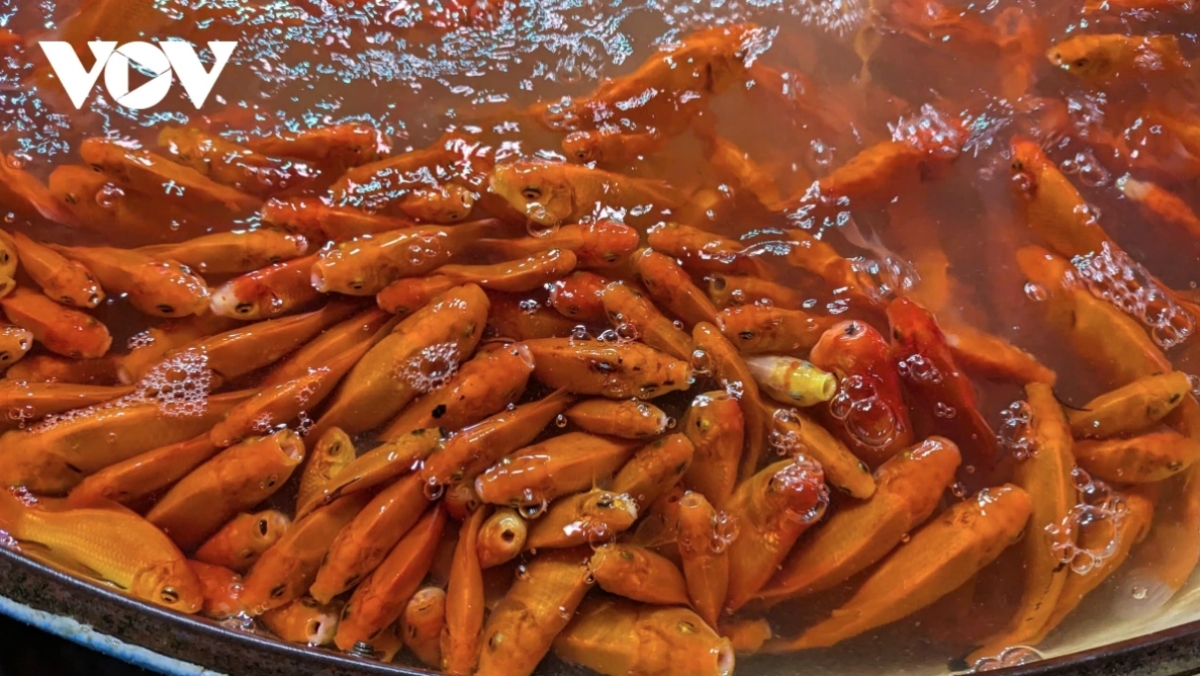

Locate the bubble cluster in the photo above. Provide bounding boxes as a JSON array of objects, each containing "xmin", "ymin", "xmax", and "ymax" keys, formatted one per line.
[
  {"xmin": 1045, "ymin": 468, "xmax": 1128, "ymax": 575},
  {"xmin": 1059, "ymin": 148, "xmax": 1111, "ymax": 188},
  {"xmin": 398, "ymin": 342, "xmax": 460, "ymax": 394},
  {"xmin": 896, "ymin": 353, "xmax": 943, "ymax": 384},
  {"xmin": 132, "ymin": 349, "xmax": 215, "ymax": 418},
  {"xmin": 126, "ymin": 331, "xmax": 156, "ymax": 350},
  {"xmin": 769, "ymin": 408, "xmax": 803, "ymax": 456},
  {"xmin": 997, "ymin": 400, "xmax": 1036, "ymax": 460},
  {"xmin": 1072, "ymin": 243, "xmax": 1194, "ymax": 349},
  {"xmin": 890, "ymin": 104, "xmax": 967, "ymax": 160},
  {"xmin": 828, "ymin": 374, "xmax": 901, "ymax": 449},
  {"xmin": 967, "ymin": 646, "xmax": 1044, "ymax": 672}
]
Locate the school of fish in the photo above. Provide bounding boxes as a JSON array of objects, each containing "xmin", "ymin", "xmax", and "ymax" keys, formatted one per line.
[{"xmin": 0, "ymin": 0, "xmax": 1199, "ymax": 675}]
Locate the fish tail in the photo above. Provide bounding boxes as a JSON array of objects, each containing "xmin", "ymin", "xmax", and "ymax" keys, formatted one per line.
[{"xmin": 0, "ymin": 488, "xmax": 26, "ymax": 538}]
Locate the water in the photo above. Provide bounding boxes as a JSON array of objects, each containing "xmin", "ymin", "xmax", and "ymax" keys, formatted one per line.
[{"xmin": 2, "ymin": 0, "xmax": 1200, "ymax": 675}]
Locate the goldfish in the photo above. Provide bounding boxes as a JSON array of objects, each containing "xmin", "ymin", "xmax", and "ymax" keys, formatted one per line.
[
  {"xmin": 475, "ymin": 548, "xmax": 594, "ymax": 676},
  {"xmin": 706, "ymin": 274, "xmax": 805, "ymax": 310},
  {"xmin": 521, "ymin": 490, "xmax": 641, "ymax": 550},
  {"xmin": 693, "ymin": 322, "xmax": 774, "ymax": 482},
  {"xmin": 472, "ymin": 220, "xmax": 638, "ymax": 270},
  {"xmin": 0, "ymin": 390, "xmax": 250, "ymax": 496},
  {"xmin": 117, "ymin": 313, "xmax": 241, "ymax": 385},
  {"xmin": 0, "ymin": 324, "xmax": 33, "ymax": 373},
  {"xmin": 554, "ymin": 599, "xmax": 735, "ymax": 676},
  {"xmin": 245, "ymin": 124, "xmax": 388, "ymax": 173},
  {"xmin": 489, "ymin": 162, "xmax": 685, "ymax": 227},
  {"xmin": 476, "ymin": 508, "xmax": 527, "ymax": 569},
  {"xmin": 310, "ymin": 474, "xmax": 431, "ymax": 604},
  {"xmin": 334, "ymin": 506, "xmax": 446, "ymax": 651},
  {"xmin": 295, "ymin": 428, "xmax": 355, "ymax": 518},
  {"xmin": 724, "ymin": 458, "xmax": 828, "ymax": 610},
  {"xmin": 716, "ymin": 305, "xmax": 836, "ymax": 355},
  {"xmin": 188, "ymin": 560, "xmax": 243, "ymax": 619},
  {"xmin": 0, "ymin": 489, "xmax": 202, "ymax": 613},
  {"xmin": 475, "ymin": 433, "xmax": 640, "ymax": 508},
  {"xmin": 393, "ymin": 183, "xmax": 478, "ymax": 223},
  {"xmin": 810, "ymin": 320, "xmax": 915, "ymax": 468},
  {"xmin": 403, "ymin": 587, "xmax": 447, "ymax": 667},
  {"xmin": 888, "ymin": 298, "xmax": 999, "ymax": 478},
  {"xmin": 0, "ymin": 381, "xmax": 133, "ymax": 429},
  {"xmin": 611, "ymin": 434, "xmax": 695, "ymax": 508},
  {"xmin": 442, "ymin": 507, "xmax": 488, "ymax": 675},
  {"xmin": 696, "ymin": 129, "xmax": 783, "ymax": 208},
  {"xmin": 769, "ymin": 406, "xmax": 875, "ymax": 499},
  {"xmin": 260, "ymin": 197, "xmax": 419, "ymax": 242},
  {"xmin": 562, "ymin": 129, "xmax": 669, "ymax": 165},
  {"xmin": 523, "ymin": 338, "xmax": 693, "ymax": 399},
  {"xmin": 1069, "ymin": 372, "xmax": 1191, "ymax": 439},
  {"xmin": 50, "ymin": 245, "xmax": 210, "ymax": 318},
  {"xmin": 563, "ymin": 399, "xmax": 670, "ymax": 439},
  {"xmin": 0, "ymin": 287, "xmax": 112, "ymax": 359},
  {"xmin": 969, "ymin": 383, "xmax": 1076, "ymax": 662},
  {"xmin": 296, "ymin": 431, "xmax": 441, "ymax": 522},
  {"xmin": 487, "ymin": 291, "xmax": 583, "ymax": 341},
  {"xmin": 160, "ymin": 301, "xmax": 360, "ymax": 381},
  {"xmin": 785, "ymin": 228, "xmax": 884, "ymax": 308},
  {"xmin": 0, "ymin": 154, "xmax": 75, "ymax": 226},
  {"xmin": 193, "ymin": 510, "xmax": 291, "ymax": 573},
  {"xmin": 766, "ymin": 484, "xmax": 1033, "ymax": 651},
  {"xmin": 47, "ymin": 166, "xmax": 213, "ymax": 245},
  {"xmin": 239, "ymin": 493, "xmax": 371, "ymax": 615},
  {"xmin": 601, "ymin": 282, "xmax": 695, "ymax": 361},
  {"xmin": 68, "ymin": 436, "xmax": 219, "ymax": 509},
  {"xmin": 10, "ymin": 232, "xmax": 103, "ymax": 308},
  {"xmin": 1073, "ymin": 431, "xmax": 1200, "ymax": 483},
  {"xmin": 147, "ymin": 430, "xmax": 305, "ymax": 551},
  {"xmin": 329, "ymin": 133, "xmax": 475, "ymax": 212},
  {"xmin": 419, "ymin": 389, "xmax": 575, "ymax": 488},
  {"xmin": 157, "ymin": 127, "xmax": 321, "ymax": 198},
  {"xmin": 6, "ymin": 354, "xmax": 121, "ymax": 386},
  {"xmin": 681, "ymin": 391, "xmax": 745, "ymax": 508},
  {"xmin": 941, "ymin": 322, "xmax": 1057, "ymax": 385},
  {"xmin": 136, "ymin": 229, "xmax": 309, "ymax": 275},
  {"xmin": 646, "ymin": 223, "xmax": 770, "ymax": 278},
  {"xmin": 1009, "ymin": 137, "xmax": 1114, "ymax": 258},
  {"xmin": 527, "ymin": 24, "xmax": 758, "ymax": 132},
  {"xmin": 744, "ymin": 356, "xmax": 837, "ymax": 407},
  {"xmin": 676, "ymin": 492, "xmax": 730, "ymax": 627},
  {"xmin": 208, "ymin": 346, "xmax": 368, "ymax": 448},
  {"xmin": 758, "ymin": 437, "xmax": 962, "ymax": 606},
  {"xmin": 310, "ymin": 285, "xmax": 487, "ymax": 438},
  {"xmin": 589, "ymin": 543, "xmax": 690, "ymax": 606},
  {"xmin": 209, "ymin": 254, "xmax": 321, "ymax": 320},
  {"xmin": 632, "ymin": 248, "xmax": 720, "ymax": 328},
  {"xmin": 310, "ymin": 220, "xmax": 501, "ymax": 295},
  {"xmin": 424, "ymin": 249, "xmax": 579, "ymax": 293},
  {"xmin": 261, "ymin": 308, "xmax": 395, "ymax": 387},
  {"xmin": 1118, "ymin": 175, "xmax": 1200, "ymax": 243},
  {"xmin": 380, "ymin": 343, "xmax": 534, "ymax": 440},
  {"xmin": 79, "ymin": 138, "xmax": 262, "ymax": 215},
  {"xmin": 1047, "ymin": 34, "xmax": 1187, "ymax": 83},
  {"xmin": 260, "ymin": 596, "xmax": 342, "ymax": 647}
]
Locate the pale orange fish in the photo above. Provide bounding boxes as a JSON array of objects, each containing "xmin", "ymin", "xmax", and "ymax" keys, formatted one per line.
[
  {"xmin": 0, "ymin": 488, "xmax": 203, "ymax": 612},
  {"xmin": 0, "ymin": 287, "xmax": 112, "ymax": 359},
  {"xmin": 0, "ymin": 154, "xmax": 75, "ymax": 225},
  {"xmin": 209, "ymin": 254, "xmax": 321, "ymax": 320},
  {"xmin": 51, "ymin": 245, "xmax": 210, "ymax": 318},
  {"xmin": 10, "ymin": 232, "xmax": 103, "ymax": 308},
  {"xmin": 1048, "ymin": 34, "xmax": 1188, "ymax": 83},
  {"xmin": 137, "ymin": 230, "xmax": 308, "ymax": 275},
  {"xmin": 245, "ymin": 124, "xmax": 389, "ymax": 172},
  {"xmin": 489, "ymin": 162, "xmax": 686, "ymax": 227},
  {"xmin": 157, "ymin": 127, "xmax": 322, "ymax": 198},
  {"xmin": 562, "ymin": 129, "xmax": 670, "ymax": 165}
]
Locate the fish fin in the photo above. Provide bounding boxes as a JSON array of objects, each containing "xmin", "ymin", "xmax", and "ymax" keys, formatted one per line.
[
  {"xmin": 1052, "ymin": 389, "xmax": 1090, "ymax": 413},
  {"xmin": 64, "ymin": 491, "xmax": 141, "ymax": 517}
]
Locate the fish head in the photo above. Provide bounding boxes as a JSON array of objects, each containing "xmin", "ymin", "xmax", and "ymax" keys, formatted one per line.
[
  {"xmin": 885, "ymin": 297, "xmax": 940, "ymax": 355},
  {"xmin": 562, "ymin": 131, "xmax": 601, "ymax": 163},
  {"xmin": 0, "ymin": 325, "xmax": 32, "ymax": 365},
  {"xmin": 489, "ymin": 162, "xmax": 574, "ymax": 226},
  {"xmin": 578, "ymin": 219, "xmax": 639, "ymax": 267},
  {"xmin": 577, "ymin": 490, "xmax": 640, "ymax": 540},
  {"xmin": 210, "ymin": 277, "xmax": 273, "ymax": 319},
  {"xmin": 47, "ymin": 164, "xmax": 113, "ymax": 216},
  {"xmin": 134, "ymin": 558, "xmax": 205, "ymax": 614},
  {"xmin": 767, "ymin": 456, "xmax": 828, "ymax": 524},
  {"xmin": 261, "ymin": 197, "xmax": 325, "ymax": 239},
  {"xmin": 310, "ymin": 247, "xmax": 384, "ymax": 296},
  {"xmin": 250, "ymin": 509, "xmax": 291, "ymax": 550},
  {"xmin": 132, "ymin": 261, "xmax": 211, "ymax": 317},
  {"xmin": 1046, "ymin": 37, "xmax": 1112, "ymax": 80},
  {"xmin": 1008, "ymin": 136, "xmax": 1045, "ymax": 199}
]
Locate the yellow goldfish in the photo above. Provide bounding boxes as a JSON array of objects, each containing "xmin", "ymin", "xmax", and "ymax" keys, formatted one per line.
[{"xmin": 1047, "ymin": 34, "xmax": 1187, "ymax": 82}]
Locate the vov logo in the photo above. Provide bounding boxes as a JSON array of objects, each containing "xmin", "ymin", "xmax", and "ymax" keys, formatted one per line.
[{"xmin": 38, "ymin": 41, "xmax": 238, "ymax": 110}]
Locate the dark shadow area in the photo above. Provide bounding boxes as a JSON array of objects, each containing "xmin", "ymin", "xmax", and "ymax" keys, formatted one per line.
[{"xmin": 0, "ymin": 615, "xmax": 153, "ymax": 676}]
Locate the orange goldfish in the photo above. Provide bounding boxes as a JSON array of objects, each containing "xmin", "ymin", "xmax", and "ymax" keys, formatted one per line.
[
  {"xmin": 1047, "ymin": 35, "xmax": 1188, "ymax": 83},
  {"xmin": 10, "ymin": 232, "xmax": 103, "ymax": 308},
  {"xmin": 209, "ymin": 254, "xmax": 321, "ymax": 320},
  {"xmin": 51, "ymin": 245, "xmax": 209, "ymax": 318},
  {"xmin": 489, "ymin": 162, "xmax": 685, "ymax": 227},
  {"xmin": 0, "ymin": 287, "xmax": 112, "ymax": 359},
  {"xmin": 136, "ymin": 230, "xmax": 308, "ymax": 275},
  {"xmin": 0, "ymin": 489, "xmax": 202, "ymax": 613}
]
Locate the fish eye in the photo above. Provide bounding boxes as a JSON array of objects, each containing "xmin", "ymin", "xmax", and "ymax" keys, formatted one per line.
[
  {"xmin": 157, "ymin": 304, "xmax": 175, "ymax": 314},
  {"xmin": 257, "ymin": 518, "xmax": 270, "ymax": 536},
  {"xmin": 738, "ymin": 331, "xmax": 754, "ymax": 341},
  {"xmin": 235, "ymin": 302, "xmax": 254, "ymax": 315},
  {"xmin": 596, "ymin": 496, "xmax": 614, "ymax": 509},
  {"xmin": 1012, "ymin": 159, "xmax": 1024, "ymax": 171},
  {"xmin": 270, "ymin": 583, "xmax": 287, "ymax": 598},
  {"xmin": 0, "ymin": 352, "xmax": 10, "ymax": 363},
  {"xmin": 349, "ymin": 281, "xmax": 364, "ymax": 291},
  {"xmin": 575, "ymin": 150, "xmax": 589, "ymax": 159},
  {"xmin": 160, "ymin": 588, "xmax": 179, "ymax": 604},
  {"xmin": 61, "ymin": 296, "xmax": 73, "ymax": 305},
  {"xmin": 64, "ymin": 193, "xmax": 78, "ymax": 204},
  {"xmin": 89, "ymin": 164, "xmax": 103, "ymax": 173},
  {"xmin": 521, "ymin": 186, "xmax": 542, "ymax": 200},
  {"xmin": 1074, "ymin": 58, "xmax": 1088, "ymax": 68},
  {"xmin": 1, "ymin": 252, "xmax": 9, "ymax": 263}
]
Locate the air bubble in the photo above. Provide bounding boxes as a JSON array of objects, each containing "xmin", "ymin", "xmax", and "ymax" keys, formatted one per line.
[
  {"xmin": 968, "ymin": 646, "xmax": 1044, "ymax": 672},
  {"xmin": 398, "ymin": 342, "xmax": 460, "ymax": 394},
  {"xmin": 997, "ymin": 400, "xmax": 1035, "ymax": 460},
  {"xmin": 555, "ymin": 413, "xmax": 568, "ymax": 428},
  {"xmin": 1073, "ymin": 243, "xmax": 1194, "ymax": 350},
  {"xmin": 1024, "ymin": 282, "xmax": 1048, "ymax": 302}
]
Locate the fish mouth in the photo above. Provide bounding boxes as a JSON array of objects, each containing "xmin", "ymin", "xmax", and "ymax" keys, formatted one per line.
[{"xmin": 310, "ymin": 264, "xmax": 328, "ymax": 293}]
